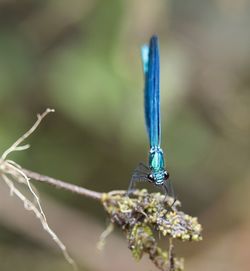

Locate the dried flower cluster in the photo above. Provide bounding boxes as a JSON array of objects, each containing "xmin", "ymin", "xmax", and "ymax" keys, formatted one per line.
[{"xmin": 101, "ymin": 189, "xmax": 202, "ymax": 271}]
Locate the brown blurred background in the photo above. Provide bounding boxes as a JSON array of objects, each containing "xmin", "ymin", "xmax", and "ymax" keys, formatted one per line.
[{"xmin": 0, "ymin": 0, "xmax": 250, "ymax": 270}]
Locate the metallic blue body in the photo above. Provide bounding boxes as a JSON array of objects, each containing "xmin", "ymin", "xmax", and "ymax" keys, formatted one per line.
[
  {"xmin": 142, "ymin": 36, "xmax": 168, "ymax": 185},
  {"xmin": 129, "ymin": 35, "xmax": 170, "ymax": 193}
]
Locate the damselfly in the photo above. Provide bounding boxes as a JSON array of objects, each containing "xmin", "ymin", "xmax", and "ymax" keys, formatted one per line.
[{"xmin": 129, "ymin": 36, "xmax": 172, "ymax": 196}]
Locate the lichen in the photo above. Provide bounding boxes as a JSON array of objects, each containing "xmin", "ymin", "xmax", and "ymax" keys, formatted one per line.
[{"xmin": 101, "ymin": 189, "xmax": 202, "ymax": 271}]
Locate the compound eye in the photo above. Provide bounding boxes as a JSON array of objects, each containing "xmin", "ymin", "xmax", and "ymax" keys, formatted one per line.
[
  {"xmin": 164, "ymin": 171, "xmax": 170, "ymax": 180},
  {"xmin": 147, "ymin": 174, "xmax": 154, "ymax": 183}
]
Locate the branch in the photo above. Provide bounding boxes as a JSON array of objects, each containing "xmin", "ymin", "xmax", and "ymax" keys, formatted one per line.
[
  {"xmin": 0, "ymin": 109, "xmax": 203, "ymax": 271},
  {"xmin": 22, "ymin": 168, "xmax": 102, "ymax": 200},
  {"xmin": 0, "ymin": 109, "xmax": 79, "ymax": 270},
  {"xmin": 1, "ymin": 108, "xmax": 55, "ymax": 160}
]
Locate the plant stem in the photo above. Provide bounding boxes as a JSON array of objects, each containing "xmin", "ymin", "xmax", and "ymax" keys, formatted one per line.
[{"xmin": 22, "ymin": 168, "xmax": 102, "ymax": 201}]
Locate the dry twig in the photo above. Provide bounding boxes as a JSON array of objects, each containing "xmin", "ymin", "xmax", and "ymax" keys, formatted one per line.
[
  {"xmin": 0, "ymin": 109, "xmax": 203, "ymax": 271},
  {"xmin": 0, "ymin": 109, "xmax": 77, "ymax": 270}
]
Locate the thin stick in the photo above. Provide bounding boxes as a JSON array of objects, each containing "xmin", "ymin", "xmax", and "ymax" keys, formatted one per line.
[
  {"xmin": 21, "ymin": 168, "xmax": 102, "ymax": 200},
  {"xmin": 1, "ymin": 173, "xmax": 77, "ymax": 271},
  {"xmin": 1, "ymin": 108, "xmax": 55, "ymax": 160},
  {"xmin": 168, "ymin": 238, "xmax": 174, "ymax": 271}
]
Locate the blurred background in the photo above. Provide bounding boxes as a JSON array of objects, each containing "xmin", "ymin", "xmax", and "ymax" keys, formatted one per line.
[{"xmin": 0, "ymin": 0, "xmax": 250, "ymax": 270}]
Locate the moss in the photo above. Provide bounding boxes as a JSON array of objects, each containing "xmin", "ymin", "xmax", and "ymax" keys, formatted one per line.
[{"xmin": 101, "ymin": 189, "xmax": 202, "ymax": 271}]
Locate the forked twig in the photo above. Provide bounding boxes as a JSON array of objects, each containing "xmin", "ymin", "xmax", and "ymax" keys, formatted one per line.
[
  {"xmin": 1, "ymin": 108, "xmax": 54, "ymax": 160},
  {"xmin": 0, "ymin": 109, "xmax": 77, "ymax": 270}
]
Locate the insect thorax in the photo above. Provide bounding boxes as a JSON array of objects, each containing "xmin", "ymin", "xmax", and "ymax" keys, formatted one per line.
[
  {"xmin": 149, "ymin": 147, "xmax": 165, "ymax": 171},
  {"xmin": 148, "ymin": 147, "xmax": 169, "ymax": 185}
]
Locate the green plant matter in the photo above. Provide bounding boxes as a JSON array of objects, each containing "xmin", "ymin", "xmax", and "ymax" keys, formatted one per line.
[{"xmin": 102, "ymin": 189, "xmax": 202, "ymax": 271}]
